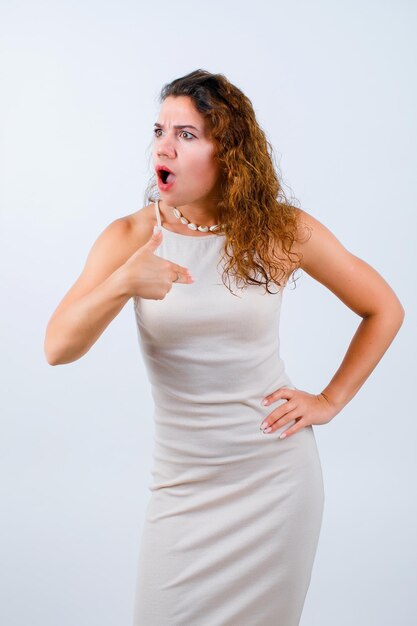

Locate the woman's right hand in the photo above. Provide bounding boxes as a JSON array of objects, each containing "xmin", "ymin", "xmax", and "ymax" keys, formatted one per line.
[{"xmin": 121, "ymin": 227, "xmax": 195, "ymax": 300}]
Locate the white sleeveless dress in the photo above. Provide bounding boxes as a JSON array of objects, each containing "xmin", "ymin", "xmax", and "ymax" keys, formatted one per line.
[{"xmin": 132, "ymin": 200, "xmax": 324, "ymax": 626}]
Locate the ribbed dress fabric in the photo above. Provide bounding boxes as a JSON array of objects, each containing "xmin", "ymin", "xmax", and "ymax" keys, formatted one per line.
[{"xmin": 132, "ymin": 200, "xmax": 324, "ymax": 626}]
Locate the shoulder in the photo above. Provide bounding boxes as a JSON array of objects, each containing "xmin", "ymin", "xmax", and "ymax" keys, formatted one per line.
[
  {"xmin": 117, "ymin": 203, "xmax": 157, "ymax": 248},
  {"xmin": 291, "ymin": 208, "xmax": 344, "ymax": 273},
  {"xmin": 82, "ymin": 204, "xmax": 156, "ymax": 269}
]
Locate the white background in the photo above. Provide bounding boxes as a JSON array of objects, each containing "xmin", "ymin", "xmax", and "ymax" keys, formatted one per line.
[{"xmin": 1, "ymin": 1, "xmax": 415, "ymax": 624}]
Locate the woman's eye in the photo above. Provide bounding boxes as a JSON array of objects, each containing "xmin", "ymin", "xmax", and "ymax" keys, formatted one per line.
[
  {"xmin": 153, "ymin": 129, "xmax": 194, "ymax": 140},
  {"xmin": 180, "ymin": 130, "xmax": 194, "ymax": 140}
]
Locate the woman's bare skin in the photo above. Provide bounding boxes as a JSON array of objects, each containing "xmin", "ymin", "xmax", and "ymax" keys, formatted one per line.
[{"xmin": 43, "ymin": 204, "xmax": 194, "ymax": 365}]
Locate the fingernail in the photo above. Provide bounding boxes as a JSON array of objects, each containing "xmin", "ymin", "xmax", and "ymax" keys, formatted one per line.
[
  {"xmin": 264, "ymin": 427, "xmax": 272, "ymax": 433},
  {"xmin": 153, "ymin": 225, "xmax": 162, "ymax": 234},
  {"xmin": 262, "ymin": 399, "xmax": 268, "ymax": 405},
  {"xmin": 279, "ymin": 433, "xmax": 287, "ymax": 439},
  {"xmin": 260, "ymin": 422, "xmax": 268, "ymax": 430}
]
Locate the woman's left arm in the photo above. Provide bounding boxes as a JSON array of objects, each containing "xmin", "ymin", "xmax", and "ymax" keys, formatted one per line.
[{"xmin": 260, "ymin": 209, "xmax": 405, "ymax": 438}]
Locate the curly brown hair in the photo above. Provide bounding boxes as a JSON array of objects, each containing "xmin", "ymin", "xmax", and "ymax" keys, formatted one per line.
[{"xmin": 143, "ymin": 69, "xmax": 310, "ymax": 296}]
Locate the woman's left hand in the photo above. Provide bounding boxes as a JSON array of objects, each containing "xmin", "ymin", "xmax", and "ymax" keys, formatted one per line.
[{"xmin": 259, "ymin": 387, "xmax": 341, "ymax": 439}]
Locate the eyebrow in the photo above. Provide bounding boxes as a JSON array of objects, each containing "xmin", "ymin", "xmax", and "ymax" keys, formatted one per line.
[{"xmin": 153, "ymin": 122, "xmax": 200, "ymax": 132}]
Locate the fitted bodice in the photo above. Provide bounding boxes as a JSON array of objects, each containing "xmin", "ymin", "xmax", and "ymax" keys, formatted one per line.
[{"xmin": 132, "ymin": 200, "xmax": 294, "ymax": 408}]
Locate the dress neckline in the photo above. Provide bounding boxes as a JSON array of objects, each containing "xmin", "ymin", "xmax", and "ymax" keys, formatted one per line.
[{"xmin": 155, "ymin": 200, "xmax": 225, "ymax": 240}]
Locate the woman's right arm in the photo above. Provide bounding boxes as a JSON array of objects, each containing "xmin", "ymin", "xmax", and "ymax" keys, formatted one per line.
[{"xmin": 44, "ymin": 216, "xmax": 193, "ymax": 366}]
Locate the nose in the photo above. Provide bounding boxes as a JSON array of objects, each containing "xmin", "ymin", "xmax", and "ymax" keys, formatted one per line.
[{"xmin": 156, "ymin": 133, "xmax": 176, "ymax": 159}]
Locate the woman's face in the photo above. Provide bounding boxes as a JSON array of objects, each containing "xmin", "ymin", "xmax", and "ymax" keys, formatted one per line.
[{"xmin": 152, "ymin": 95, "xmax": 222, "ymax": 208}]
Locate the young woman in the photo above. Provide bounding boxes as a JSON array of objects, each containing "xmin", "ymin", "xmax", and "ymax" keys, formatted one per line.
[{"xmin": 44, "ymin": 69, "xmax": 405, "ymax": 625}]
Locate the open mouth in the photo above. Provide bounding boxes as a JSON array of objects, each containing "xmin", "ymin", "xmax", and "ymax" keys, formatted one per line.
[{"xmin": 157, "ymin": 167, "xmax": 176, "ymax": 185}]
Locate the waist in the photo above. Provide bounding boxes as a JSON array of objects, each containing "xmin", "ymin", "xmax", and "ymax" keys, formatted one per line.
[{"xmin": 145, "ymin": 353, "xmax": 292, "ymax": 403}]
